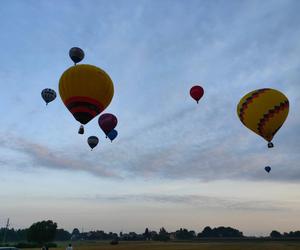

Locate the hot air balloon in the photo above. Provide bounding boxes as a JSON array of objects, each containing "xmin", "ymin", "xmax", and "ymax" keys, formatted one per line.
[
  {"xmin": 41, "ymin": 88, "xmax": 56, "ymax": 105},
  {"xmin": 107, "ymin": 129, "xmax": 118, "ymax": 142},
  {"xmin": 69, "ymin": 47, "xmax": 85, "ymax": 65},
  {"xmin": 59, "ymin": 64, "xmax": 114, "ymax": 134},
  {"xmin": 98, "ymin": 113, "xmax": 118, "ymax": 137},
  {"xmin": 190, "ymin": 85, "xmax": 204, "ymax": 104},
  {"xmin": 87, "ymin": 136, "xmax": 99, "ymax": 150},
  {"xmin": 237, "ymin": 88, "xmax": 289, "ymax": 148},
  {"xmin": 265, "ymin": 166, "xmax": 271, "ymax": 173}
]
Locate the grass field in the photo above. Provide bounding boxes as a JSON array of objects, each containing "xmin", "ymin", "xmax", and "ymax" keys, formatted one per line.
[{"xmin": 40, "ymin": 240, "xmax": 300, "ymax": 250}]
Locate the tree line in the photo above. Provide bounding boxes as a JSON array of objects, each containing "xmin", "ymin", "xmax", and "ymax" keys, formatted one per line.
[{"xmin": 1, "ymin": 220, "xmax": 300, "ymax": 245}]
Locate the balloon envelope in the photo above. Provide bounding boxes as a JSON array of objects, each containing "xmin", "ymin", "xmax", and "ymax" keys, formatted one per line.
[
  {"xmin": 69, "ymin": 47, "xmax": 84, "ymax": 64},
  {"xmin": 265, "ymin": 166, "xmax": 271, "ymax": 173},
  {"xmin": 59, "ymin": 64, "xmax": 114, "ymax": 125},
  {"xmin": 237, "ymin": 88, "xmax": 289, "ymax": 144},
  {"xmin": 98, "ymin": 113, "xmax": 118, "ymax": 135},
  {"xmin": 107, "ymin": 129, "xmax": 118, "ymax": 142},
  {"xmin": 87, "ymin": 136, "xmax": 99, "ymax": 149},
  {"xmin": 41, "ymin": 88, "xmax": 56, "ymax": 105},
  {"xmin": 190, "ymin": 85, "xmax": 204, "ymax": 103}
]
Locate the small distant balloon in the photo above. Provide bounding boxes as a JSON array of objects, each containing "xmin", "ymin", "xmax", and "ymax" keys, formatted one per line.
[
  {"xmin": 41, "ymin": 88, "xmax": 56, "ymax": 105},
  {"xmin": 190, "ymin": 85, "xmax": 204, "ymax": 104},
  {"xmin": 98, "ymin": 113, "xmax": 118, "ymax": 136},
  {"xmin": 69, "ymin": 47, "xmax": 85, "ymax": 64},
  {"xmin": 87, "ymin": 136, "xmax": 99, "ymax": 150},
  {"xmin": 107, "ymin": 129, "xmax": 118, "ymax": 142},
  {"xmin": 265, "ymin": 166, "xmax": 271, "ymax": 173}
]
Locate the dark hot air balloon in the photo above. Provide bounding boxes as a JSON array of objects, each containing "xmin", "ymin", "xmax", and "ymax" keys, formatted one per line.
[
  {"xmin": 190, "ymin": 85, "xmax": 204, "ymax": 104},
  {"xmin": 107, "ymin": 129, "xmax": 118, "ymax": 142},
  {"xmin": 69, "ymin": 47, "xmax": 85, "ymax": 65},
  {"xmin": 87, "ymin": 136, "xmax": 99, "ymax": 150},
  {"xmin": 41, "ymin": 88, "xmax": 56, "ymax": 105},
  {"xmin": 98, "ymin": 113, "xmax": 118, "ymax": 137},
  {"xmin": 265, "ymin": 166, "xmax": 271, "ymax": 173}
]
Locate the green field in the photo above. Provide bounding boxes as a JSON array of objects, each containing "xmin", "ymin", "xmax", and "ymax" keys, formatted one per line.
[{"xmin": 40, "ymin": 241, "xmax": 300, "ymax": 250}]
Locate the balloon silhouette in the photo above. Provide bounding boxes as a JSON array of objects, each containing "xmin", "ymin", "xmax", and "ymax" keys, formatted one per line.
[
  {"xmin": 265, "ymin": 166, "xmax": 271, "ymax": 173},
  {"xmin": 107, "ymin": 129, "xmax": 118, "ymax": 142},
  {"xmin": 98, "ymin": 113, "xmax": 118, "ymax": 136},
  {"xmin": 190, "ymin": 85, "xmax": 204, "ymax": 104},
  {"xmin": 69, "ymin": 47, "xmax": 85, "ymax": 65},
  {"xmin": 41, "ymin": 88, "xmax": 56, "ymax": 105},
  {"xmin": 87, "ymin": 136, "xmax": 99, "ymax": 150}
]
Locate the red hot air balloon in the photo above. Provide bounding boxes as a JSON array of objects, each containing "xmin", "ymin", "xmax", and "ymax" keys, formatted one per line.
[
  {"xmin": 190, "ymin": 85, "xmax": 204, "ymax": 103},
  {"xmin": 98, "ymin": 113, "xmax": 118, "ymax": 136}
]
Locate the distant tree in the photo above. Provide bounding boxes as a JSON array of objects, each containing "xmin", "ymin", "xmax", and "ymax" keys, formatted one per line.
[
  {"xmin": 128, "ymin": 232, "xmax": 138, "ymax": 240},
  {"xmin": 157, "ymin": 227, "xmax": 170, "ymax": 241},
  {"xmin": 111, "ymin": 232, "xmax": 118, "ymax": 240},
  {"xmin": 150, "ymin": 231, "xmax": 158, "ymax": 240},
  {"xmin": 189, "ymin": 230, "xmax": 196, "ymax": 238},
  {"xmin": 198, "ymin": 226, "xmax": 243, "ymax": 238},
  {"xmin": 175, "ymin": 228, "xmax": 195, "ymax": 240},
  {"xmin": 270, "ymin": 230, "xmax": 282, "ymax": 238},
  {"xmin": 55, "ymin": 229, "xmax": 71, "ymax": 241},
  {"xmin": 16, "ymin": 229, "xmax": 29, "ymax": 241},
  {"xmin": 216, "ymin": 226, "xmax": 243, "ymax": 237},
  {"xmin": 282, "ymin": 231, "xmax": 300, "ymax": 238},
  {"xmin": 293, "ymin": 231, "xmax": 300, "ymax": 238},
  {"xmin": 27, "ymin": 220, "xmax": 57, "ymax": 244},
  {"xmin": 0, "ymin": 228, "xmax": 28, "ymax": 242},
  {"xmin": 199, "ymin": 226, "xmax": 213, "ymax": 237}
]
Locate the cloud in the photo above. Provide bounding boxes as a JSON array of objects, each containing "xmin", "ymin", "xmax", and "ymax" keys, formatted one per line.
[
  {"xmin": 3, "ymin": 192, "xmax": 292, "ymax": 212},
  {"xmin": 0, "ymin": 134, "xmax": 120, "ymax": 179},
  {"xmin": 56, "ymin": 193, "xmax": 294, "ymax": 212}
]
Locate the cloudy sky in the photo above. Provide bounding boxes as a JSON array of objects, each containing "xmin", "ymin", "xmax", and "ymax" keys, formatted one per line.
[{"xmin": 0, "ymin": 0, "xmax": 300, "ymax": 236}]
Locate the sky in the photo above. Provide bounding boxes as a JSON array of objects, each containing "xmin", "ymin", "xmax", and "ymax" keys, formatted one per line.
[{"xmin": 0, "ymin": 0, "xmax": 300, "ymax": 236}]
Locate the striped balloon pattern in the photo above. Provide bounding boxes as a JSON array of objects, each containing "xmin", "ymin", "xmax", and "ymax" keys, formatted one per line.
[{"xmin": 237, "ymin": 88, "xmax": 289, "ymax": 143}]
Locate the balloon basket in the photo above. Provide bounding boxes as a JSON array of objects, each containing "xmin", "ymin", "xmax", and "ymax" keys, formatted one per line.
[{"xmin": 78, "ymin": 125, "xmax": 84, "ymax": 135}]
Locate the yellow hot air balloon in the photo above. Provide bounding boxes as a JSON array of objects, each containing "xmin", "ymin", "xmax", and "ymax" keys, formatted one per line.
[
  {"xmin": 237, "ymin": 88, "xmax": 289, "ymax": 148},
  {"xmin": 59, "ymin": 64, "xmax": 114, "ymax": 129}
]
